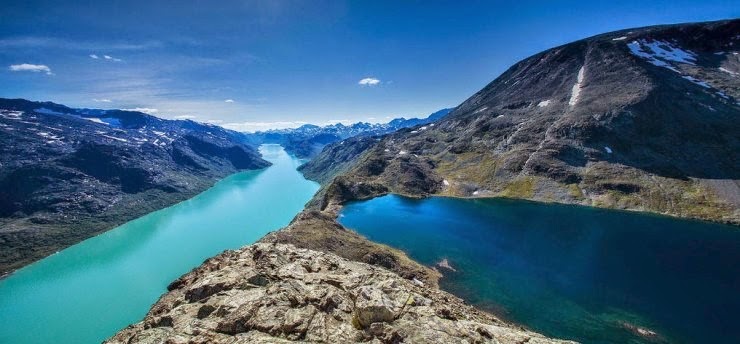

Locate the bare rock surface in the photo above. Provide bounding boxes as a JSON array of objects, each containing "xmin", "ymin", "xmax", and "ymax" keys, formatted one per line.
[{"xmin": 107, "ymin": 243, "xmax": 574, "ymax": 344}]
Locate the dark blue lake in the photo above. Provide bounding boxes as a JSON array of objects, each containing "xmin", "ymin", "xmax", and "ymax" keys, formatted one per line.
[{"xmin": 338, "ymin": 195, "xmax": 740, "ymax": 344}]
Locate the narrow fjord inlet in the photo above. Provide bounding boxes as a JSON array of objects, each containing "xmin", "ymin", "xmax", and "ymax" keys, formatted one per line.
[
  {"xmin": 339, "ymin": 195, "xmax": 740, "ymax": 344},
  {"xmin": 0, "ymin": 145, "xmax": 319, "ymax": 344}
]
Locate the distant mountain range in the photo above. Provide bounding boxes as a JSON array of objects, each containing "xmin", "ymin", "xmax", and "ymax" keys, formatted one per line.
[
  {"xmin": 0, "ymin": 98, "xmax": 269, "ymax": 275},
  {"xmin": 245, "ymin": 108, "xmax": 452, "ymax": 158}
]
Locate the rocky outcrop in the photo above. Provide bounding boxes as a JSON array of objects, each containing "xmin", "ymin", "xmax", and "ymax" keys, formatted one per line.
[
  {"xmin": 261, "ymin": 210, "xmax": 441, "ymax": 288},
  {"xmin": 107, "ymin": 243, "xmax": 573, "ymax": 344}
]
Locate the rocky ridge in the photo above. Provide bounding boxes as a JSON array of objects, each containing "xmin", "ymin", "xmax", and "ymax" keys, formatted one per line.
[
  {"xmin": 301, "ymin": 19, "xmax": 740, "ymax": 224},
  {"xmin": 107, "ymin": 243, "xmax": 573, "ymax": 344}
]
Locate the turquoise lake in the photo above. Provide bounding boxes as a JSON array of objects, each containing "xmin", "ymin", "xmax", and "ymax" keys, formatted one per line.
[
  {"xmin": 0, "ymin": 144, "xmax": 319, "ymax": 344},
  {"xmin": 339, "ymin": 195, "xmax": 740, "ymax": 344}
]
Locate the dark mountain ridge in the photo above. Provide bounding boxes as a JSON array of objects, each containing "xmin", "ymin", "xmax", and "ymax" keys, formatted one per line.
[
  {"xmin": 301, "ymin": 19, "xmax": 740, "ymax": 224},
  {"xmin": 0, "ymin": 98, "xmax": 270, "ymax": 274}
]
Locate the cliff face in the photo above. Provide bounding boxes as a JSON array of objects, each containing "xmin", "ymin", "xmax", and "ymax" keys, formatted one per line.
[
  {"xmin": 0, "ymin": 98, "xmax": 270, "ymax": 275},
  {"xmin": 301, "ymin": 19, "xmax": 740, "ymax": 224},
  {"xmin": 106, "ymin": 243, "xmax": 573, "ymax": 344}
]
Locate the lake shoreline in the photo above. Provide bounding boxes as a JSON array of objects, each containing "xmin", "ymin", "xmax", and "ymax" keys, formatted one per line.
[{"xmin": 337, "ymin": 194, "xmax": 740, "ymax": 343}]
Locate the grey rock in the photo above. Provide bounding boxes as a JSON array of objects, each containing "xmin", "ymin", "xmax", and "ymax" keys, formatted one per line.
[{"xmin": 106, "ymin": 243, "xmax": 574, "ymax": 344}]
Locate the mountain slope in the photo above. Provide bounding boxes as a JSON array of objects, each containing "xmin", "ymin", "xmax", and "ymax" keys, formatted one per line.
[
  {"xmin": 302, "ymin": 19, "xmax": 740, "ymax": 224},
  {"xmin": 246, "ymin": 108, "xmax": 452, "ymax": 158},
  {"xmin": 0, "ymin": 98, "xmax": 270, "ymax": 275}
]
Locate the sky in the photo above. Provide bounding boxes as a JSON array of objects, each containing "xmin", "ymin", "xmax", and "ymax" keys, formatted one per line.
[{"xmin": 0, "ymin": 1, "xmax": 737, "ymax": 132}]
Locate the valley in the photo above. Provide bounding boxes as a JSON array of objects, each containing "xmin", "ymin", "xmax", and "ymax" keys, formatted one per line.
[
  {"xmin": 0, "ymin": 145, "xmax": 318, "ymax": 344},
  {"xmin": 0, "ymin": 14, "xmax": 738, "ymax": 344}
]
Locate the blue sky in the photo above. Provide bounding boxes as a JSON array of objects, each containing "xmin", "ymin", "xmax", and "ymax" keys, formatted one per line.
[{"xmin": 0, "ymin": 1, "xmax": 737, "ymax": 131}]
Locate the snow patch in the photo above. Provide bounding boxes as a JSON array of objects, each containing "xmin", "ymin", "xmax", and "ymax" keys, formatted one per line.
[
  {"xmin": 537, "ymin": 100, "xmax": 551, "ymax": 107},
  {"xmin": 0, "ymin": 110, "xmax": 23, "ymax": 119},
  {"xmin": 472, "ymin": 106, "xmax": 488, "ymax": 114},
  {"xmin": 101, "ymin": 134, "xmax": 129, "ymax": 143},
  {"xmin": 152, "ymin": 130, "xmax": 175, "ymax": 142},
  {"xmin": 568, "ymin": 66, "xmax": 585, "ymax": 106},
  {"xmin": 84, "ymin": 117, "xmax": 107, "ymax": 124},
  {"xmin": 682, "ymin": 76, "xmax": 711, "ymax": 88},
  {"xmin": 700, "ymin": 103, "xmax": 716, "ymax": 112},
  {"xmin": 604, "ymin": 146, "xmax": 613, "ymax": 154},
  {"xmin": 443, "ymin": 179, "xmax": 450, "ymax": 186},
  {"xmin": 100, "ymin": 117, "xmax": 122, "ymax": 127},
  {"xmin": 612, "ymin": 36, "xmax": 628, "ymax": 41},
  {"xmin": 627, "ymin": 40, "xmax": 696, "ymax": 72},
  {"xmin": 719, "ymin": 67, "xmax": 738, "ymax": 76},
  {"xmin": 398, "ymin": 150, "xmax": 408, "ymax": 155}
]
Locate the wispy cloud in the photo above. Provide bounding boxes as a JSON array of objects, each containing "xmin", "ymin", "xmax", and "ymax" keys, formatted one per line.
[
  {"xmin": 358, "ymin": 77, "xmax": 380, "ymax": 86},
  {"xmin": 224, "ymin": 99, "xmax": 235, "ymax": 103},
  {"xmin": 89, "ymin": 54, "xmax": 99, "ymax": 59},
  {"xmin": 0, "ymin": 36, "xmax": 161, "ymax": 51},
  {"xmin": 122, "ymin": 107, "xmax": 158, "ymax": 114},
  {"xmin": 326, "ymin": 119, "xmax": 351, "ymax": 125},
  {"xmin": 173, "ymin": 115, "xmax": 197, "ymax": 120},
  {"xmin": 223, "ymin": 120, "xmax": 309, "ymax": 132},
  {"xmin": 103, "ymin": 55, "xmax": 122, "ymax": 62},
  {"xmin": 93, "ymin": 98, "xmax": 112, "ymax": 102},
  {"xmin": 9, "ymin": 63, "xmax": 53, "ymax": 75},
  {"xmin": 205, "ymin": 119, "xmax": 224, "ymax": 124}
]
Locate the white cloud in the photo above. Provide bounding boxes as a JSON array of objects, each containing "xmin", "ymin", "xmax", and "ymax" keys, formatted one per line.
[
  {"xmin": 326, "ymin": 119, "xmax": 351, "ymax": 125},
  {"xmin": 358, "ymin": 77, "xmax": 380, "ymax": 86},
  {"xmin": 103, "ymin": 55, "xmax": 122, "ymax": 62},
  {"xmin": 0, "ymin": 37, "xmax": 161, "ymax": 51},
  {"xmin": 90, "ymin": 54, "xmax": 99, "ymax": 59},
  {"xmin": 9, "ymin": 63, "xmax": 53, "ymax": 75},
  {"xmin": 173, "ymin": 115, "xmax": 197, "ymax": 120},
  {"xmin": 205, "ymin": 119, "xmax": 223, "ymax": 124},
  {"xmin": 223, "ymin": 120, "xmax": 309, "ymax": 132},
  {"xmin": 122, "ymin": 107, "xmax": 158, "ymax": 114},
  {"xmin": 224, "ymin": 99, "xmax": 235, "ymax": 103},
  {"xmin": 93, "ymin": 98, "xmax": 112, "ymax": 102}
]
